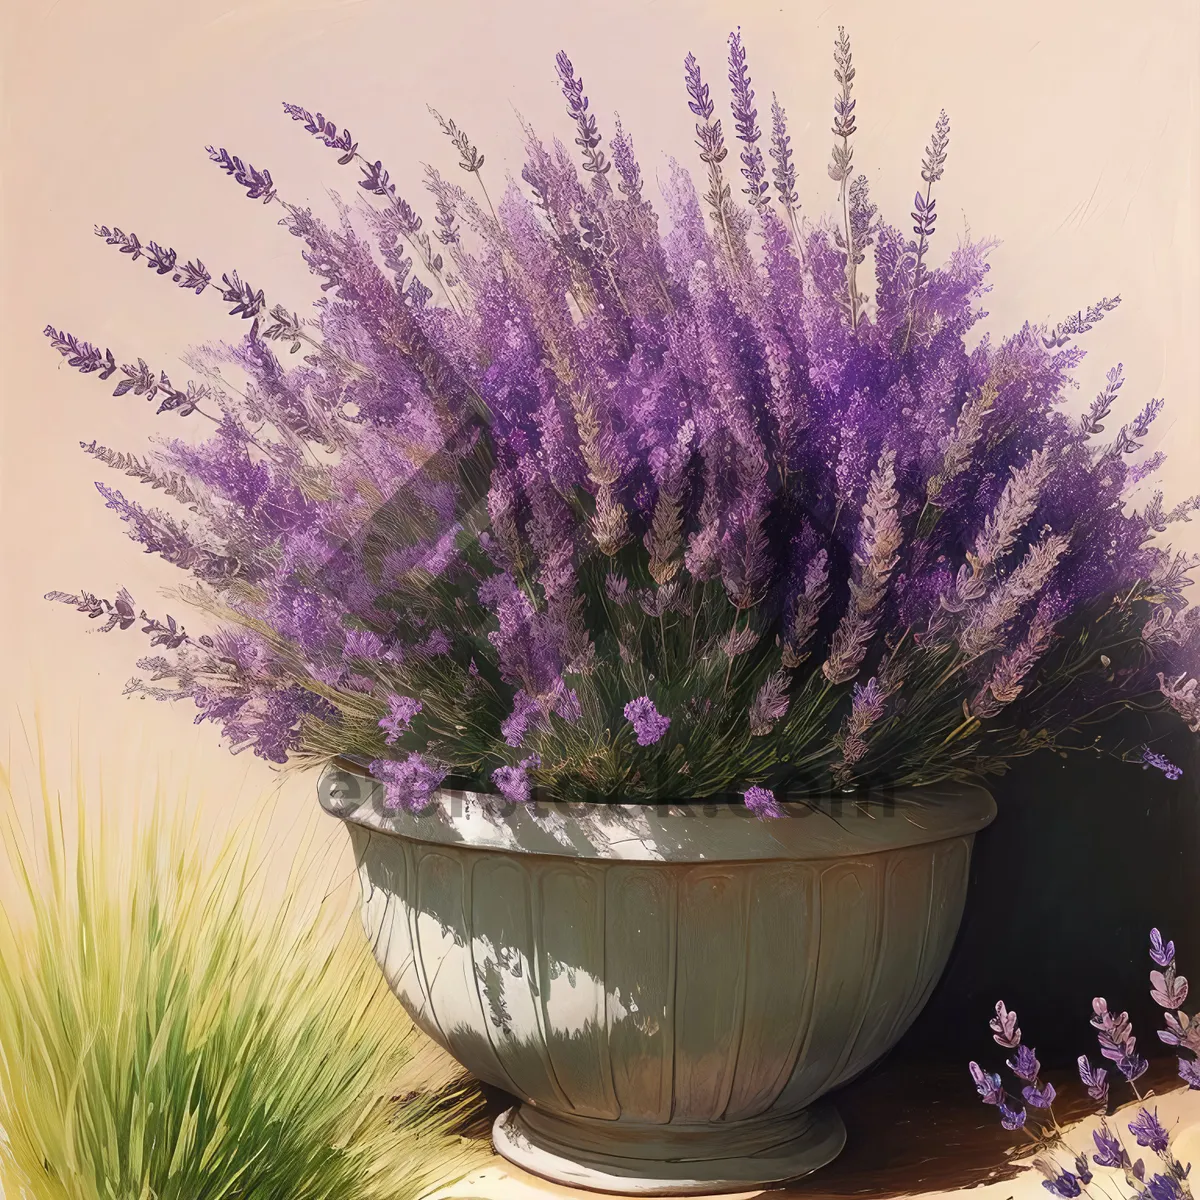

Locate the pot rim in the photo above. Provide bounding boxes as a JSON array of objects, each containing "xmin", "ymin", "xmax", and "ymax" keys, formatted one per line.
[{"xmin": 318, "ymin": 760, "xmax": 996, "ymax": 864}]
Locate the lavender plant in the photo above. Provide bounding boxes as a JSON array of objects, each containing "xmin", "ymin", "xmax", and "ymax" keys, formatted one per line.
[
  {"xmin": 45, "ymin": 30, "xmax": 1200, "ymax": 810},
  {"xmin": 970, "ymin": 931, "xmax": 1200, "ymax": 1200}
]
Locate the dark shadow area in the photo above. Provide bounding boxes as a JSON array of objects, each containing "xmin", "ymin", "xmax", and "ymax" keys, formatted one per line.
[{"xmin": 895, "ymin": 715, "xmax": 1200, "ymax": 1069}]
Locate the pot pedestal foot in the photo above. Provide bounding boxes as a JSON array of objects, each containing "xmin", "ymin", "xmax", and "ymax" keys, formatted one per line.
[{"xmin": 492, "ymin": 1101, "xmax": 847, "ymax": 1196}]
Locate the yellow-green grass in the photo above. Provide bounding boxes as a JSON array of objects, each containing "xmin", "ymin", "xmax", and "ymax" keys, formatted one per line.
[{"xmin": 0, "ymin": 749, "xmax": 485, "ymax": 1199}]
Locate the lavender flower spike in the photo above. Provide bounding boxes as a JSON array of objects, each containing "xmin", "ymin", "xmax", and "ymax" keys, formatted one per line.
[
  {"xmin": 990, "ymin": 1000, "xmax": 1022, "ymax": 1048},
  {"xmin": 1150, "ymin": 964, "xmax": 1188, "ymax": 1010},
  {"xmin": 379, "ymin": 694, "xmax": 422, "ymax": 745},
  {"xmin": 769, "ymin": 94, "xmax": 799, "ymax": 234},
  {"xmin": 836, "ymin": 677, "xmax": 889, "ymax": 770},
  {"xmin": 1146, "ymin": 1175, "xmax": 1186, "ymax": 1200},
  {"xmin": 1128, "ymin": 1108, "xmax": 1170, "ymax": 1155},
  {"xmin": 683, "ymin": 51, "xmax": 739, "ymax": 264},
  {"xmin": 1073, "ymin": 1154, "xmax": 1093, "ymax": 1187},
  {"xmin": 1091, "ymin": 997, "xmax": 1149, "ymax": 1082},
  {"xmin": 493, "ymin": 754, "xmax": 541, "ymax": 806},
  {"xmin": 1008, "ymin": 1043, "xmax": 1041, "ymax": 1083},
  {"xmin": 1000, "ymin": 1103, "xmax": 1027, "ymax": 1131},
  {"xmin": 971, "ymin": 608, "xmax": 1058, "ymax": 718},
  {"xmin": 906, "ymin": 108, "xmax": 951, "ymax": 314},
  {"xmin": 1023, "ymin": 1081, "xmax": 1057, "ymax": 1109},
  {"xmin": 1142, "ymin": 747, "xmax": 1183, "ymax": 781},
  {"xmin": 207, "ymin": 146, "xmax": 277, "ymax": 203},
  {"xmin": 1151, "ymin": 929, "xmax": 1176, "ymax": 969},
  {"xmin": 969, "ymin": 1061, "xmax": 1004, "ymax": 1106},
  {"xmin": 283, "ymin": 102, "xmax": 358, "ymax": 162},
  {"xmin": 1093, "ymin": 1122, "xmax": 1129, "ymax": 1169},
  {"xmin": 556, "ymin": 52, "xmax": 609, "ymax": 183},
  {"xmin": 1078, "ymin": 1055, "xmax": 1110, "ymax": 1105},
  {"xmin": 959, "ymin": 532, "xmax": 1070, "ymax": 658},
  {"xmin": 624, "ymin": 696, "xmax": 670, "ymax": 746},
  {"xmin": 370, "ymin": 753, "xmax": 447, "ymax": 811},
  {"xmin": 1037, "ymin": 1161, "xmax": 1082, "ymax": 1199},
  {"xmin": 823, "ymin": 449, "xmax": 902, "ymax": 684},
  {"xmin": 743, "ymin": 785, "xmax": 784, "ymax": 819},
  {"xmin": 957, "ymin": 448, "xmax": 1056, "ymax": 602},
  {"xmin": 727, "ymin": 29, "xmax": 770, "ymax": 210}
]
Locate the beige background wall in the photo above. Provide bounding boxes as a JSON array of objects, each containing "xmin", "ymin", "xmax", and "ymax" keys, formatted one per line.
[{"xmin": 2, "ymin": 0, "xmax": 1198, "ymax": 841}]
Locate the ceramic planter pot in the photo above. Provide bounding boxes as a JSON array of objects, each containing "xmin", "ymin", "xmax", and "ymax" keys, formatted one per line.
[{"xmin": 318, "ymin": 765, "xmax": 995, "ymax": 1195}]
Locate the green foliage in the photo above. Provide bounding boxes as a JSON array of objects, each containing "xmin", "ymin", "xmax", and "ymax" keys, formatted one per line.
[{"xmin": 0, "ymin": 763, "xmax": 484, "ymax": 1199}]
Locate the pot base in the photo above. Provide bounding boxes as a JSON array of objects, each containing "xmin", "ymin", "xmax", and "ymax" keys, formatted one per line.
[{"xmin": 492, "ymin": 1101, "xmax": 847, "ymax": 1195}]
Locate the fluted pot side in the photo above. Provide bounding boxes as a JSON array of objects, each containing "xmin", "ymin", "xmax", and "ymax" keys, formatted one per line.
[{"xmin": 348, "ymin": 821, "xmax": 974, "ymax": 1124}]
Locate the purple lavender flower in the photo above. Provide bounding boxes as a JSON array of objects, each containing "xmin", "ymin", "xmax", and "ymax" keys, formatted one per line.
[
  {"xmin": 1007, "ymin": 1044, "xmax": 1041, "ymax": 1083},
  {"xmin": 1121, "ymin": 1054, "xmax": 1150, "ymax": 1083},
  {"xmin": 768, "ymin": 95, "xmax": 799, "ymax": 229},
  {"xmin": 905, "ymin": 109, "xmax": 950, "ymax": 316},
  {"xmin": 1142, "ymin": 747, "xmax": 1184, "ymax": 781},
  {"xmin": 1129, "ymin": 1108, "xmax": 1171, "ymax": 1156},
  {"xmin": 1151, "ymin": 967, "xmax": 1189, "ymax": 1011},
  {"xmin": 43, "ymin": 39, "xmax": 1200, "ymax": 806},
  {"xmin": 555, "ymin": 52, "xmax": 609, "ymax": 183},
  {"xmin": 837, "ymin": 676, "xmax": 889, "ymax": 770},
  {"xmin": 1000, "ymin": 1103, "xmax": 1027, "ymax": 1131},
  {"xmin": 492, "ymin": 765, "xmax": 530, "ymax": 805},
  {"xmin": 822, "ymin": 450, "xmax": 902, "ymax": 684},
  {"xmin": 1078, "ymin": 1055, "xmax": 1109, "ymax": 1105},
  {"xmin": 991, "ymin": 1001, "xmax": 1022, "ymax": 1048},
  {"xmin": 1073, "ymin": 1154, "xmax": 1094, "ymax": 1186},
  {"xmin": 1038, "ymin": 1163, "xmax": 1082, "ymax": 1198},
  {"xmin": 1091, "ymin": 997, "xmax": 1148, "ymax": 1080},
  {"xmin": 492, "ymin": 754, "xmax": 541, "ymax": 805},
  {"xmin": 1094, "ymin": 1122, "xmax": 1129, "ymax": 1169},
  {"xmin": 1023, "ymin": 1081, "xmax": 1056, "ymax": 1109},
  {"xmin": 369, "ymin": 753, "xmax": 447, "ymax": 811},
  {"xmin": 749, "ymin": 671, "xmax": 791, "ymax": 736},
  {"xmin": 1179, "ymin": 1059, "xmax": 1200, "ymax": 1090},
  {"xmin": 743, "ymin": 785, "xmax": 784, "ymax": 819},
  {"xmin": 1158, "ymin": 1010, "xmax": 1200, "ymax": 1051},
  {"xmin": 283, "ymin": 102, "xmax": 358, "ymax": 162},
  {"xmin": 1147, "ymin": 1177, "xmax": 1186, "ymax": 1200},
  {"xmin": 497, "ymin": 693, "xmax": 529, "ymax": 747},
  {"xmin": 344, "ymin": 629, "xmax": 384, "ymax": 660},
  {"xmin": 45, "ymin": 326, "xmax": 116, "ymax": 377},
  {"xmin": 1151, "ymin": 929, "xmax": 1177, "ymax": 969},
  {"xmin": 379, "ymin": 694, "xmax": 422, "ymax": 744},
  {"xmin": 683, "ymin": 51, "xmax": 740, "ymax": 263},
  {"xmin": 624, "ymin": 696, "xmax": 670, "ymax": 746},
  {"xmin": 727, "ymin": 30, "xmax": 769, "ymax": 210},
  {"xmin": 1043, "ymin": 294, "xmax": 1122, "ymax": 350},
  {"xmin": 969, "ymin": 1061, "xmax": 1005, "ymax": 1106},
  {"xmin": 207, "ymin": 147, "xmax": 276, "ymax": 203}
]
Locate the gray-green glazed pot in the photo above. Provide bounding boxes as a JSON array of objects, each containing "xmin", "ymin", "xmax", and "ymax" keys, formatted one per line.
[{"xmin": 318, "ymin": 765, "xmax": 995, "ymax": 1195}]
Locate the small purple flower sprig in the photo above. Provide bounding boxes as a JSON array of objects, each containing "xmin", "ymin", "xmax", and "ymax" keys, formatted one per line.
[
  {"xmin": 44, "ymin": 326, "xmax": 216, "ymax": 421},
  {"xmin": 89, "ymin": 196, "xmax": 365, "ymax": 377},
  {"xmin": 970, "ymin": 932, "xmax": 1200, "ymax": 1200},
  {"xmin": 969, "ymin": 1000, "xmax": 1059, "ymax": 1137},
  {"xmin": 1150, "ymin": 929, "xmax": 1200, "ymax": 1091},
  {"xmin": 1141, "ymin": 748, "xmax": 1184, "ymax": 782}
]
